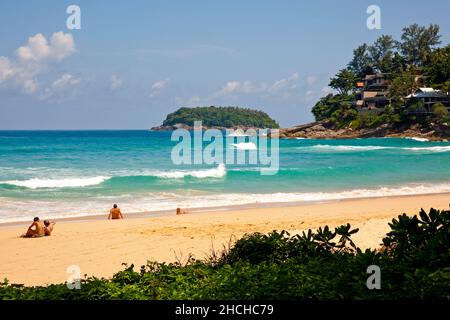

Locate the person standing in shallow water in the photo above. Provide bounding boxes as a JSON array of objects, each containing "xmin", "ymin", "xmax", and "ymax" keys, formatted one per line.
[{"xmin": 108, "ymin": 204, "xmax": 123, "ymax": 220}]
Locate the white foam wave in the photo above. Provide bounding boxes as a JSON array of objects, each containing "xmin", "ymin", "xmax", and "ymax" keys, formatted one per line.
[
  {"xmin": 251, "ymin": 183, "xmax": 450, "ymax": 202},
  {"xmin": 227, "ymin": 132, "xmax": 251, "ymax": 137},
  {"xmin": 299, "ymin": 144, "xmax": 450, "ymax": 153},
  {"xmin": 405, "ymin": 137, "xmax": 429, "ymax": 142},
  {"xmin": 153, "ymin": 164, "xmax": 226, "ymax": 179},
  {"xmin": 1, "ymin": 176, "xmax": 110, "ymax": 189},
  {"xmin": 309, "ymin": 145, "xmax": 391, "ymax": 151},
  {"xmin": 2, "ymin": 182, "xmax": 450, "ymax": 223},
  {"xmin": 231, "ymin": 142, "xmax": 257, "ymax": 150},
  {"xmin": 402, "ymin": 146, "xmax": 450, "ymax": 152}
]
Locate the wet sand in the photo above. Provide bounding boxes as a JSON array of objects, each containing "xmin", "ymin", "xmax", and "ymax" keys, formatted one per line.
[{"xmin": 0, "ymin": 193, "xmax": 448, "ymax": 286}]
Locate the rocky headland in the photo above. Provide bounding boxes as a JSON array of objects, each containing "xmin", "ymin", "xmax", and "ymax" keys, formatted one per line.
[{"xmin": 279, "ymin": 121, "xmax": 450, "ymax": 141}]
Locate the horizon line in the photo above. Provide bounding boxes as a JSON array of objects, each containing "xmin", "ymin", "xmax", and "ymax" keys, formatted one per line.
[{"xmin": 0, "ymin": 128, "xmax": 154, "ymax": 131}]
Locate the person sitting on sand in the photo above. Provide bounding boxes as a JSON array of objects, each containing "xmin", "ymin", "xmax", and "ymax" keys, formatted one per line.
[
  {"xmin": 176, "ymin": 207, "xmax": 187, "ymax": 215},
  {"xmin": 43, "ymin": 220, "xmax": 56, "ymax": 236},
  {"xmin": 108, "ymin": 204, "xmax": 123, "ymax": 220},
  {"xmin": 21, "ymin": 217, "xmax": 45, "ymax": 238}
]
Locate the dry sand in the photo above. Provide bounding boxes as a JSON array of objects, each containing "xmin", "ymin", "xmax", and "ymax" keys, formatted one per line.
[{"xmin": 0, "ymin": 193, "xmax": 448, "ymax": 286}]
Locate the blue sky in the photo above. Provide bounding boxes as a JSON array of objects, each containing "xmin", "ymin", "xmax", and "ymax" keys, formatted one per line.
[{"xmin": 0, "ymin": 0, "xmax": 449, "ymax": 129}]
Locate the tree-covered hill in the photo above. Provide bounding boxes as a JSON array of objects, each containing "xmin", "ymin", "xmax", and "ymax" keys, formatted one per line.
[
  {"xmin": 160, "ymin": 106, "xmax": 279, "ymax": 129},
  {"xmin": 311, "ymin": 23, "xmax": 449, "ymax": 130}
]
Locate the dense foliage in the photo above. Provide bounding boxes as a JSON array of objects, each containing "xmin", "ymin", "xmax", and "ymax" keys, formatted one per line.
[
  {"xmin": 1, "ymin": 208, "xmax": 449, "ymax": 300},
  {"xmin": 162, "ymin": 106, "xmax": 279, "ymax": 128},
  {"xmin": 312, "ymin": 24, "xmax": 449, "ymax": 129}
]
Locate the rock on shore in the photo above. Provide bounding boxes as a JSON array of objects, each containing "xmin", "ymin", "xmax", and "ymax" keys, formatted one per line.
[
  {"xmin": 279, "ymin": 121, "xmax": 450, "ymax": 142},
  {"xmin": 151, "ymin": 123, "xmax": 265, "ymax": 132}
]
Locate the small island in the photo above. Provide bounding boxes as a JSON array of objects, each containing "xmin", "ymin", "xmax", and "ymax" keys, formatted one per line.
[
  {"xmin": 281, "ymin": 23, "xmax": 450, "ymax": 141},
  {"xmin": 151, "ymin": 106, "xmax": 279, "ymax": 131}
]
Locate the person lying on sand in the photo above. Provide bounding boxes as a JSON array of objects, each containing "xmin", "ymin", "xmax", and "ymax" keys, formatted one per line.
[
  {"xmin": 108, "ymin": 204, "xmax": 123, "ymax": 220},
  {"xmin": 21, "ymin": 217, "xmax": 45, "ymax": 238},
  {"xmin": 43, "ymin": 220, "xmax": 56, "ymax": 236}
]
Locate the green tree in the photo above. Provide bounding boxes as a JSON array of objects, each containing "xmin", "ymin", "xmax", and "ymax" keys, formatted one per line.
[
  {"xmin": 390, "ymin": 52, "xmax": 408, "ymax": 74},
  {"xmin": 162, "ymin": 106, "xmax": 279, "ymax": 128},
  {"xmin": 311, "ymin": 94, "xmax": 355, "ymax": 122},
  {"xmin": 404, "ymin": 98, "xmax": 427, "ymax": 124},
  {"xmin": 425, "ymin": 44, "xmax": 450, "ymax": 89},
  {"xmin": 389, "ymin": 67, "xmax": 420, "ymax": 101},
  {"xmin": 368, "ymin": 35, "xmax": 398, "ymax": 73},
  {"xmin": 329, "ymin": 103, "xmax": 358, "ymax": 128},
  {"xmin": 400, "ymin": 23, "xmax": 441, "ymax": 67},
  {"xmin": 311, "ymin": 23, "xmax": 448, "ymax": 129},
  {"xmin": 432, "ymin": 103, "xmax": 449, "ymax": 124},
  {"xmin": 348, "ymin": 44, "xmax": 373, "ymax": 78},
  {"xmin": 328, "ymin": 69, "xmax": 357, "ymax": 95}
]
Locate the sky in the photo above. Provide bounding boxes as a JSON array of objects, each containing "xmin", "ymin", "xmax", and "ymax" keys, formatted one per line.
[{"xmin": 0, "ymin": 0, "xmax": 449, "ymax": 129}]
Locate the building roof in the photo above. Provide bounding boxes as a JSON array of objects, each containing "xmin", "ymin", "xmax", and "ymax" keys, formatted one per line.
[
  {"xmin": 364, "ymin": 73, "xmax": 389, "ymax": 80},
  {"xmin": 406, "ymin": 88, "xmax": 448, "ymax": 99},
  {"xmin": 418, "ymin": 87, "xmax": 436, "ymax": 92}
]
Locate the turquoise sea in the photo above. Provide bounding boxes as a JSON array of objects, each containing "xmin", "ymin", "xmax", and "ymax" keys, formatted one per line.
[{"xmin": 1, "ymin": 130, "xmax": 450, "ymax": 223}]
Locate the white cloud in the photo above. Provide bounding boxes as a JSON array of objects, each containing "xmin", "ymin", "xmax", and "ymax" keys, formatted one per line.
[
  {"xmin": 16, "ymin": 32, "xmax": 75, "ymax": 62},
  {"xmin": 241, "ymin": 81, "xmax": 259, "ymax": 94},
  {"xmin": 110, "ymin": 75, "xmax": 123, "ymax": 90},
  {"xmin": 51, "ymin": 73, "xmax": 80, "ymax": 89},
  {"xmin": 267, "ymin": 73, "xmax": 299, "ymax": 93},
  {"xmin": 186, "ymin": 95, "xmax": 201, "ymax": 106},
  {"xmin": 306, "ymin": 75, "xmax": 317, "ymax": 87},
  {"xmin": 305, "ymin": 90, "xmax": 315, "ymax": 102},
  {"xmin": 175, "ymin": 95, "xmax": 203, "ymax": 107},
  {"xmin": 149, "ymin": 79, "xmax": 169, "ymax": 97},
  {"xmin": 320, "ymin": 86, "xmax": 334, "ymax": 95},
  {"xmin": 0, "ymin": 57, "xmax": 15, "ymax": 83},
  {"xmin": 214, "ymin": 73, "xmax": 299, "ymax": 98},
  {"xmin": 216, "ymin": 81, "xmax": 242, "ymax": 96},
  {"xmin": 0, "ymin": 31, "xmax": 76, "ymax": 95},
  {"xmin": 40, "ymin": 73, "xmax": 81, "ymax": 100},
  {"xmin": 22, "ymin": 79, "xmax": 39, "ymax": 94},
  {"xmin": 142, "ymin": 44, "xmax": 236, "ymax": 60},
  {"xmin": 214, "ymin": 80, "xmax": 269, "ymax": 98}
]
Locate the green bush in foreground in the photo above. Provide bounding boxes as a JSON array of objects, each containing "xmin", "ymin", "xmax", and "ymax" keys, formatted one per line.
[{"xmin": 1, "ymin": 208, "xmax": 449, "ymax": 300}]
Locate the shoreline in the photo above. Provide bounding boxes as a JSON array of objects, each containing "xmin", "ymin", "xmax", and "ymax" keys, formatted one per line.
[
  {"xmin": 0, "ymin": 192, "xmax": 448, "ymax": 286},
  {"xmin": 150, "ymin": 123, "xmax": 450, "ymax": 141},
  {"xmin": 2, "ymin": 191, "xmax": 450, "ymax": 228},
  {"xmin": 279, "ymin": 121, "xmax": 450, "ymax": 141}
]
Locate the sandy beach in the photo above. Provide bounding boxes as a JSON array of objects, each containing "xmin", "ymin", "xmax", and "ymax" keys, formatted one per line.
[{"xmin": 0, "ymin": 193, "xmax": 449, "ymax": 286}]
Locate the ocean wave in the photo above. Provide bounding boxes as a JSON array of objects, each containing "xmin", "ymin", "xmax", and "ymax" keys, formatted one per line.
[
  {"xmin": 0, "ymin": 176, "xmax": 110, "ymax": 189},
  {"xmin": 305, "ymin": 145, "xmax": 392, "ymax": 151},
  {"xmin": 231, "ymin": 142, "xmax": 257, "ymax": 150},
  {"xmin": 151, "ymin": 164, "xmax": 226, "ymax": 179},
  {"xmin": 405, "ymin": 137, "xmax": 429, "ymax": 142},
  {"xmin": 227, "ymin": 132, "xmax": 251, "ymax": 137},
  {"xmin": 298, "ymin": 144, "xmax": 450, "ymax": 153},
  {"xmin": 402, "ymin": 146, "xmax": 450, "ymax": 152},
  {"xmin": 1, "ymin": 182, "xmax": 450, "ymax": 223},
  {"xmin": 254, "ymin": 183, "xmax": 450, "ymax": 202},
  {"xmin": 0, "ymin": 165, "xmax": 226, "ymax": 188}
]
